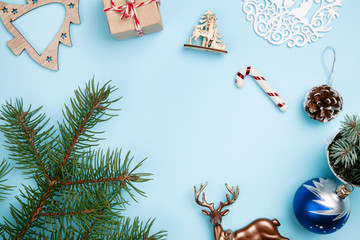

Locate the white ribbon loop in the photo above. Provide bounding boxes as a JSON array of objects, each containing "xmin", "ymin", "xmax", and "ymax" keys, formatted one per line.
[{"xmin": 322, "ymin": 46, "xmax": 336, "ymax": 86}]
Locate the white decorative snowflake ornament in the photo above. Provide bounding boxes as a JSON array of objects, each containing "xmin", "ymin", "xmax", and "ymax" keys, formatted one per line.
[{"xmin": 243, "ymin": 0, "xmax": 343, "ymax": 47}]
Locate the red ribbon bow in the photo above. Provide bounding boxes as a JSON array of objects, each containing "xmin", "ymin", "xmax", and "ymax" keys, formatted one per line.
[{"xmin": 104, "ymin": 0, "xmax": 161, "ymax": 37}]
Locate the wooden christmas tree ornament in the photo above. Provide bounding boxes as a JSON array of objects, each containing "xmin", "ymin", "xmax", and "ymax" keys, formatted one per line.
[
  {"xmin": 0, "ymin": 0, "xmax": 80, "ymax": 71},
  {"xmin": 184, "ymin": 9, "xmax": 227, "ymax": 54}
]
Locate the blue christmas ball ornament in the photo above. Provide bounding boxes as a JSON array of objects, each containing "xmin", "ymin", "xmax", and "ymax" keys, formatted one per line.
[{"xmin": 293, "ymin": 178, "xmax": 351, "ymax": 234}]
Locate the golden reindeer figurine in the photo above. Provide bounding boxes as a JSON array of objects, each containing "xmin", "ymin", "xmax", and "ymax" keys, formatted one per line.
[
  {"xmin": 194, "ymin": 182, "xmax": 289, "ymax": 240},
  {"xmin": 184, "ymin": 9, "xmax": 227, "ymax": 54}
]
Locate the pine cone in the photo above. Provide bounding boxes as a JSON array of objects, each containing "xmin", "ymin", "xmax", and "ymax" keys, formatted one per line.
[{"xmin": 304, "ymin": 84, "xmax": 343, "ymax": 122}]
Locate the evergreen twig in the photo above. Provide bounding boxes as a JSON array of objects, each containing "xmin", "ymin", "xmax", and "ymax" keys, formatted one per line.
[
  {"xmin": 0, "ymin": 79, "xmax": 166, "ymax": 239},
  {"xmin": 329, "ymin": 115, "xmax": 360, "ymax": 182},
  {"xmin": 330, "ymin": 139, "xmax": 357, "ymax": 167},
  {"xmin": 330, "ymin": 115, "xmax": 360, "ymax": 167},
  {"xmin": 0, "ymin": 159, "xmax": 14, "ymax": 202},
  {"xmin": 354, "ymin": 168, "xmax": 360, "ymax": 183}
]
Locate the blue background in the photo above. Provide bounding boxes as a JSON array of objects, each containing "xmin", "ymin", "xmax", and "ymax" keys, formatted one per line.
[{"xmin": 0, "ymin": 0, "xmax": 359, "ymax": 239}]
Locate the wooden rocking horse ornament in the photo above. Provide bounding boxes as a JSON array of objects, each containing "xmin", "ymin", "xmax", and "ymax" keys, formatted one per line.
[
  {"xmin": 0, "ymin": 0, "xmax": 80, "ymax": 71},
  {"xmin": 194, "ymin": 182, "xmax": 289, "ymax": 240}
]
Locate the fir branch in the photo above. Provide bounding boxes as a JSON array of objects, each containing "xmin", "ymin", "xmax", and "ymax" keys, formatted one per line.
[
  {"xmin": 0, "ymin": 159, "xmax": 14, "ymax": 202},
  {"xmin": 111, "ymin": 218, "xmax": 167, "ymax": 240},
  {"xmin": 2, "ymin": 184, "xmax": 48, "ymax": 239},
  {"xmin": 57, "ymin": 80, "xmax": 120, "ymax": 169},
  {"xmin": 39, "ymin": 208, "xmax": 97, "ymax": 217},
  {"xmin": 80, "ymin": 209, "xmax": 105, "ymax": 240},
  {"xmin": 0, "ymin": 79, "xmax": 166, "ymax": 240},
  {"xmin": 80, "ymin": 217, "xmax": 167, "ymax": 240},
  {"xmin": 354, "ymin": 168, "xmax": 360, "ymax": 183},
  {"xmin": 17, "ymin": 111, "xmax": 51, "ymax": 181},
  {"xmin": 59, "ymin": 150, "xmax": 140, "ymax": 186},
  {"xmin": 0, "ymin": 99, "xmax": 54, "ymax": 181},
  {"xmin": 14, "ymin": 181, "xmax": 56, "ymax": 240},
  {"xmin": 340, "ymin": 115, "xmax": 360, "ymax": 144},
  {"xmin": 58, "ymin": 172, "xmax": 138, "ymax": 186},
  {"xmin": 58, "ymin": 149, "xmax": 150, "ymax": 202},
  {"xmin": 330, "ymin": 139, "xmax": 357, "ymax": 167},
  {"xmin": 329, "ymin": 115, "xmax": 360, "ymax": 168}
]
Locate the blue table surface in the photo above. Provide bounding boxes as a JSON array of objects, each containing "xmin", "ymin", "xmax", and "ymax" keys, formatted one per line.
[{"xmin": 0, "ymin": 0, "xmax": 359, "ymax": 239}]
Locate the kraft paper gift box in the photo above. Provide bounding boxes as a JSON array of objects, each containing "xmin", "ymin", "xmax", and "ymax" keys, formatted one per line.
[{"xmin": 103, "ymin": 0, "xmax": 163, "ymax": 40}]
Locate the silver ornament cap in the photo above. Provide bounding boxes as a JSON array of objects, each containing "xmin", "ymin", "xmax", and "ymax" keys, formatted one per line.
[{"xmin": 336, "ymin": 185, "xmax": 352, "ymax": 199}]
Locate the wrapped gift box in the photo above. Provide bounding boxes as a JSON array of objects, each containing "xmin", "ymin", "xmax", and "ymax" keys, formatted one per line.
[{"xmin": 103, "ymin": 0, "xmax": 163, "ymax": 40}]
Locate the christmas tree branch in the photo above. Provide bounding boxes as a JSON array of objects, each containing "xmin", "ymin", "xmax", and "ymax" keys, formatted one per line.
[
  {"xmin": 111, "ymin": 217, "xmax": 167, "ymax": 240},
  {"xmin": 350, "ymin": 121, "xmax": 360, "ymax": 138},
  {"xmin": 61, "ymin": 97, "xmax": 101, "ymax": 167},
  {"xmin": 15, "ymin": 181, "xmax": 56, "ymax": 240},
  {"xmin": 0, "ymin": 159, "xmax": 14, "ymax": 202},
  {"xmin": 340, "ymin": 115, "xmax": 360, "ymax": 144},
  {"xmin": 0, "ymin": 80, "xmax": 166, "ymax": 239},
  {"xmin": 354, "ymin": 168, "xmax": 360, "ymax": 182},
  {"xmin": 330, "ymin": 139, "xmax": 357, "ymax": 167},
  {"xmin": 59, "ymin": 149, "xmax": 149, "ymax": 198},
  {"xmin": 330, "ymin": 115, "xmax": 360, "ymax": 168},
  {"xmin": 58, "ymin": 171, "xmax": 138, "ymax": 186},
  {"xmin": 80, "ymin": 216, "xmax": 167, "ymax": 240},
  {"xmin": 58, "ymin": 80, "xmax": 120, "ymax": 169},
  {"xmin": 17, "ymin": 111, "xmax": 52, "ymax": 181},
  {"xmin": 39, "ymin": 208, "xmax": 97, "ymax": 217},
  {"xmin": 0, "ymin": 100, "xmax": 53, "ymax": 180},
  {"xmin": 80, "ymin": 209, "xmax": 105, "ymax": 240}
]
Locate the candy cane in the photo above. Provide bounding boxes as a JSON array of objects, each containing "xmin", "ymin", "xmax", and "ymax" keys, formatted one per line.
[{"xmin": 235, "ymin": 66, "xmax": 288, "ymax": 112}]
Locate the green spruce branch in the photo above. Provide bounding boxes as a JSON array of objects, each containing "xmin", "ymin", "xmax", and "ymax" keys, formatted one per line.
[
  {"xmin": 330, "ymin": 115, "xmax": 360, "ymax": 167},
  {"xmin": 329, "ymin": 115, "xmax": 360, "ymax": 184},
  {"xmin": 354, "ymin": 168, "xmax": 360, "ymax": 183},
  {"xmin": 0, "ymin": 159, "xmax": 14, "ymax": 202},
  {"xmin": 330, "ymin": 138, "xmax": 357, "ymax": 167},
  {"xmin": 0, "ymin": 79, "xmax": 166, "ymax": 240}
]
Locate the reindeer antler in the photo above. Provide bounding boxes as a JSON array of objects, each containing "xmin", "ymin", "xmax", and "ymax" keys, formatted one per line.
[
  {"xmin": 194, "ymin": 182, "xmax": 215, "ymax": 211},
  {"xmin": 218, "ymin": 183, "xmax": 240, "ymax": 211}
]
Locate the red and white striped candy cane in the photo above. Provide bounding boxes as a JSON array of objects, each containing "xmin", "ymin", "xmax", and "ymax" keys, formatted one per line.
[{"xmin": 235, "ymin": 66, "xmax": 288, "ymax": 112}]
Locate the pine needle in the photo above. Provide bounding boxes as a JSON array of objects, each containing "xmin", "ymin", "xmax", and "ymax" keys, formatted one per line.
[{"xmin": 0, "ymin": 159, "xmax": 14, "ymax": 202}]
